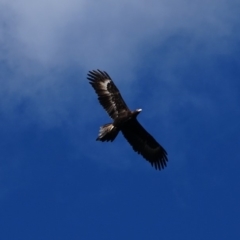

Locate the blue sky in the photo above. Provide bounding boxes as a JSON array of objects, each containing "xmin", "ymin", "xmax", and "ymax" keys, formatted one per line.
[{"xmin": 0, "ymin": 0, "xmax": 240, "ymax": 239}]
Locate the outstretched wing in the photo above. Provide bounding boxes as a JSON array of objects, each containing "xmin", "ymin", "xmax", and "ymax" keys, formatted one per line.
[
  {"xmin": 121, "ymin": 119, "xmax": 168, "ymax": 170},
  {"xmin": 87, "ymin": 70, "xmax": 130, "ymax": 119}
]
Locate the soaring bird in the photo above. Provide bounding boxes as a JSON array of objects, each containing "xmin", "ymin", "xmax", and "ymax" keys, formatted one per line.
[{"xmin": 87, "ymin": 70, "xmax": 168, "ymax": 170}]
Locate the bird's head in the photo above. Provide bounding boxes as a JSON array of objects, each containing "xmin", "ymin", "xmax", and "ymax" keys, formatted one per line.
[{"xmin": 132, "ymin": 108, "xmax": 142, "ymax": 118}]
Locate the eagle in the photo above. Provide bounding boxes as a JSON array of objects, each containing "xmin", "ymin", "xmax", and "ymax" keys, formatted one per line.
[{"xmin": 87, "ymin": 70, "xmax": 168, "ymax": 170}]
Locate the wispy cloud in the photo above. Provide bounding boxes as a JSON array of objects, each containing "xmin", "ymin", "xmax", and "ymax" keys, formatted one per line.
[{"xmin": 1, "ymin": 0, "xmax": 238, "ymax": 67}]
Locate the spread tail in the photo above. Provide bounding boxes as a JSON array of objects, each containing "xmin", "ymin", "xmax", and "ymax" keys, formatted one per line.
[{"xmin": 97, "ymin": 123, "xmax": 119, "ymax": 142}]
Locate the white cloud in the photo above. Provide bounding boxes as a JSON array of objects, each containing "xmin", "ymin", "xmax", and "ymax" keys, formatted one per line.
[{"xmin": 1, "ymin": 0, "xmax": 238, "ymax": 68}]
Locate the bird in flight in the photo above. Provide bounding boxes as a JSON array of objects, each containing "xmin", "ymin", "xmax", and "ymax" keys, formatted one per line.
[{"xmin": 87, "ymin": 70, "xmax": 168, "ymax": 170}]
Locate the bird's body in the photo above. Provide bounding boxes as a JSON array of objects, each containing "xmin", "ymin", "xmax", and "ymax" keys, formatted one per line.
[
  {"xmin": 96, "ymin": 109, "xmax": 141, "ymax": 142},
  {"xmin": 87, "ymin": 69, "xmax": 168, "ymax": 170}
]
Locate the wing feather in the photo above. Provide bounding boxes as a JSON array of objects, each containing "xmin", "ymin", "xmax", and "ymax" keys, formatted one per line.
[
  {"xmin": 121, "ymin": 119, "xmax": 168, "ymax": 170},
  {"xmin": 87, "ymin": 70, "xmax": 129, "ymax": 119}
]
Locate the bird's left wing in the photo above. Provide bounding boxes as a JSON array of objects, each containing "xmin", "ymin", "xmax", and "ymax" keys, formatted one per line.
[
  {"xmin": 121, "ymin": 119, "xmax": 168, "ymax": 170},
  {"xmin": 87, "ymin": 70, "xmax": 130, "ymax": 119}
]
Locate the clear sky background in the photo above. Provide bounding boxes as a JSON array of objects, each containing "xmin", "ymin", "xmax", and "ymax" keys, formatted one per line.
[{"xmin": 0, "ymin": 0, "xmax": 240, "ymax": 239}]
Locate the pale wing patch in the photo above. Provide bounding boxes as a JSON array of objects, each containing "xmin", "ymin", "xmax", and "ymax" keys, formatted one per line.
[
  {"xmin": 99, "ymin": 79, "xmax": 118, "ymax": 118},
  {"xmin": 99, "ymin": 79, "xmax": 111, "ymax": 90}
]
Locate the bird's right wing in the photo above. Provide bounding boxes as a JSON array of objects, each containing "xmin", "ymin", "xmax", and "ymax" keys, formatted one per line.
[
  {"xmin": 121, "ymin": 119, "xmax": 168, "ymax": 170},
  {"xmin": 87, "ymin": 70, "xmax": 130, "ymax": 119}
]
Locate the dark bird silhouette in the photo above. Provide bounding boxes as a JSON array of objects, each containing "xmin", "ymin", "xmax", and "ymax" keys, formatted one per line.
[{"xmin": 87, "ymin": 69, "xmax": 168, "ymax": 170}]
